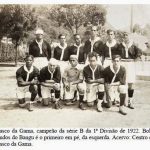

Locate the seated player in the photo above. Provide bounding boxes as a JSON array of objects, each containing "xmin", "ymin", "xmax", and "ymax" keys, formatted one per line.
[
  {"xmin": 16, "ymin": 55, "xmax": 39, "ymax": 111},
  {"xmin": 103, "ymin": 55, "xmax": 127, "ymax": 115},
  {"xmin": 39, "ymin": 58, "xmax": 62, "ymax": 109},
  {"xmin": 83, "ymin": 52, "xmax": 105, "ymax": 112},
  {"xmin": 62, "ymin": 55, "xmax": 86, "ymax": 110}
]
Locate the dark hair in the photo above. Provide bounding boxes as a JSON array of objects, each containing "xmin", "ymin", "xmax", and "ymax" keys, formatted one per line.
[
  {"xmin": 88, "ymin": 52, "xmax": 98, "ymax": 60},
  {"xmin": 123, "ymin": 31, "xmax": 129, "ymax": 36},
  {"xmin": 84, "ymin": 30, "xmax": 91, "ymax": 36},
  {"xmin": 24, "ymin": 55, "xmax": 34, "ymax": 61},
  {"xmin": 112, "ymin": 55, "xmax": 121, "ymax": 60},
  {"xmin": 58, "ymin": 34, "xmax": 66, "ymax": 39},
  {"xmin": 107, "ymin": 29, "xmax": 115, "ymax": 35}
]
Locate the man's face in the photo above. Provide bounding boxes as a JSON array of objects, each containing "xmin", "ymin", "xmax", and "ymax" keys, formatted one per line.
[
  {"xmin": 107, "ymin": 31, "xmax": 115, "ymax": 41},
  {"xmin": 123, "ymin": 33, "xmax": 129, "ymax": 42},
  {"xmin": 69, "ymin": 58, "xmax": 78, "ymax": 67},
  {"xmin": 112, "ymin": 57, "xmax": 121, "ymax": 68},
  {"xmin": 89, "ymin": 56, "xmax": 97, "ymax": 67},
  {"xmin": 91, "ymin": 27, "xmax": 98, "ymax": 37},
  {"xmin": 59, "ymin": 35, "xmax": 66, "ymax": 45},
  {"xmin": 48, "ymin": 63, "xmax": 57, "ymax": 72},
  {"xmin": 36, "ymin": 34, "xmax": 43, "ymax": 41},
  {"xmin": 25, "ymin": 57, "xmax": 33, "ymax": 68},
  {"xmin": 85, "ymin": 34, "xmax": 91, "ymax": 40},
  {"xmin": 74, "ymin": 35, "xmax": 81, "ymax": 45}
]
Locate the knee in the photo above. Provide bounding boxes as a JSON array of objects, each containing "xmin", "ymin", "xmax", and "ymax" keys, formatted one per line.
[
  {"xmin": 87, "ymin": 102, "xmax": 94, "ymax": 107},
  {"xmin": 128, "ymin": 83, "xmax": 134, "ymax": 90},
  {"xmin": 78, "ymin": 88, "xmax": 85, "ymax": 95},
  {"xmin": 18, "ymin": 98, "xmax": 26, "ymax": 108},
  {"xmin": 98, "ymin": 84, "xmax": 104, "ymax": 92},
  {"xmin": 119, "ymin": 85, "xmax": 127, "ymax": 94},
  {"xmin": 29, "ymin": 85, "xmax": 38, "ymax": 94},
  {"xmin": 78, "ymin": 84, "xmax": 85, "ymax": 94},
  {"xmin": 42, "ymin": 98, "xmax": 49, "ymax": 106},
  {"xmin": 106, "ymin": 101, "xmax": 112, "ymax": 108}
]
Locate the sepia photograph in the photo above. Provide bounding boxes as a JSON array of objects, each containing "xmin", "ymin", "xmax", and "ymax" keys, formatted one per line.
[{"xmin": 0, "ymin": 3, "xmax": 150, "ymax": 128}]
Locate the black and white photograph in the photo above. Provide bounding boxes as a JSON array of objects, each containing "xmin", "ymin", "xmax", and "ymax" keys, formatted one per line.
[{"xmin": 0, "ymin": 3, "xmax": 150, "ymax": 129}]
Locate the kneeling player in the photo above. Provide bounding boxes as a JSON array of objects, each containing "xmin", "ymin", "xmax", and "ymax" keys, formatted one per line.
[
  {"xmin": 16, "ymin": 55, "xmax": 39, "ymax": 111},
  {"xmin": 39, "ymin": 58, "xmax": 62, "ymax": 109},
  {"xmin": 104, "ymin": 55, "xmax": 127, "ymax": 115},
  {"xmin": 83, "ymin": 52, "xmax": 105, "ymax": 112},
  {"xmin": 62, "ymin": 55, "xmax": 86, "ymax": 110}
]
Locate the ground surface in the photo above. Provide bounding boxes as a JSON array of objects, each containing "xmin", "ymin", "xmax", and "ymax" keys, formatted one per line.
[{"xmin": 0, "ymin": 65, "xmax": 150, "ymax": 128}]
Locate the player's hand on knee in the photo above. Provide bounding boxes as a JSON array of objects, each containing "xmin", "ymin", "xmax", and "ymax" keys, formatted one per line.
[
  {"xmin": 53, "ymin": 83, "xmax": 60, "ymax": 91},
  {"xmin": 30, "ymin": 80, "xmax": 38, "ymax": 85}
]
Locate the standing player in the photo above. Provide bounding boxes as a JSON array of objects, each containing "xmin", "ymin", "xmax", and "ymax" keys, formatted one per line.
[
  {"xmin": 118, "ymin": 32, "xmax": 142, "ymax": 109},
  {"xmin": 83, "ymin": 26, "xmax": 103, "ymax": 65},
  {"xmin": 53, "ymin": 34, "xmax": 70, "ymax": 62},
  {"xmin": 39, "ymin": 58, "xmax": 62, "ymax": 109},
  {"xmin": 62, "ymin": 55, "xmax": 86, "ymax": 110},
  {"xmin": 29, "ymin": 28, "xmax": 51, "ymax": 102},
  {"xmin": 103, "ymin": 29, "xmax": 120, "ymax": 67},
  {"xmin": 29, "ymin": 28, "xmax": 51, "ymax": 67},
  {"xmin": 103, "ymin": 55, "xmax": 127, "ymax": 115},
  {"xmin": 16, "ymin": 55, "xmax": 39, "ymax": 111},
  {"xmin": 53, "ymin": 34, "xmax": 70, "ymax": 99},
  {"xmin": 68, "ymin": 34, "xmax": 85, "ymax": 64},
  {"xmin": 83, "ymin": 52, "xmax": 105, "ymax": 112}
]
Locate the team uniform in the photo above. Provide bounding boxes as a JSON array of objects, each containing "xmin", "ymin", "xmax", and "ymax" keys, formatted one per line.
[
  {"xmin": 68, "ymin": 44, "xmax": 85, "ymax": 64},
  {"xmin": 29, "ymin": 40, "xmax": 51, "ymax": 69},
  {"xmin": 39, "ymin": 66, "xmax": 61, "ymax": 101},
  {"xmin": 83, "ymin": 64, "xmax": 104, "ymax": 104},
  {"xmin": 118, "ymin": 41, "xmax": 142, "ymax": 108},
  {"xmin": 16, "ymin": 65, "xmax": 39, "ymax": 106},
  {"xmin": 103, "ymin": 64, "xmax": 127, "ymax": 115},
  {"xmin": 83, "ymin": 37, "xmax": 103, "ymax": 65},
  {"xmin": 53, "ymin": 43, "xmax": 70, "ymax": 73},
  {"xmin": 103, "ymin": 65, "xmax": 127, "ymax": 103},
  {"xmin": 63, "ymin": 64, "xmax": 85, "ymax": 101},
  {"xmin": 68, "ymin": 44, "xmax": 85, "ymax": 70},
  {"xmin": 103, "ymin": 40, "xmax": 120, "ymax": 67},
  {"xmin": 118, "ymin": 41, "xmax": 142, "ymax": 83}
]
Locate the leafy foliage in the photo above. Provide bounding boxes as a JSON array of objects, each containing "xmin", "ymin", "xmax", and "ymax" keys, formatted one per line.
[
  {"xmin": 49, "ymin": 4, "xmax": 107, "ymax": 34},
  {"xmin": 0, "ymin": 5, "xmax": 37, "ymax": 43}
]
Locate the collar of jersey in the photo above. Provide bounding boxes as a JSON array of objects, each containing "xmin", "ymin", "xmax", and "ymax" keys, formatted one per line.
[
  {"xmin": 35, "ymin": 39, "xmax": 43, "ymax": 45},
  {"xmin": 23, "ymin": 65, "xmax": 34, "ymax": 74},
  {"xmin": 110, "ymin": 64, "xmax": 120, "ymax": 74},
  {"xmin": 73, "ymin": 43, "xmax": 82, "ymax": 48},
  {"xmin": 106, "ymin": 39, "xmax": 117, "ymax": 47},
  {"xmin": 122, "ymin": 40, "xmax": 133, "ymax": 49},
  {"xmin": 58, "ymin": 43, "xmax": 67, "ymax": 50}
]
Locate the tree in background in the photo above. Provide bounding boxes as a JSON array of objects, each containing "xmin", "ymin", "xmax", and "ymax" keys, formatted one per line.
[
  {"xmin": 0, "ymin": 5, "xmax": 37, "ymax": 65},
  {"xmin": 49, "ymin": 4, "xmax": 107, "ymax": 34},
  {"xmin": 133, "ymin": 24, "xmax": 142, "ymax": 34}
]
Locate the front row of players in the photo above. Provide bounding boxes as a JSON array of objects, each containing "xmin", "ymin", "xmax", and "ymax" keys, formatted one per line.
[{"xmin": 16, "ymin": 52, "xmax": 129, "ymax": 115}]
